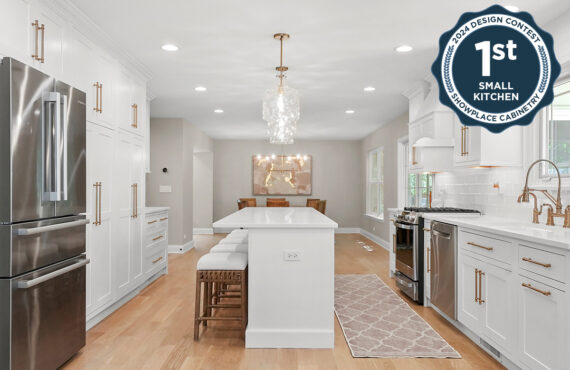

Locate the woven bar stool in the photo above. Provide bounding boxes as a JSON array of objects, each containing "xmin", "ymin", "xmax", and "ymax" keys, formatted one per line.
[{"xmin": 194, "ymin": 252, "xmax": 248, "ymax": 341}]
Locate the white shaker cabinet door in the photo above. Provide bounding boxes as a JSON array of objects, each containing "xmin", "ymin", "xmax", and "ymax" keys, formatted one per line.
[
  {"xmin": 86, "ymin": 124, "xmax": 115, "ymax": 315},
  {"xmin": 518, "ymin": 275, "xmax": 566, "ymax": 370},
  {"xmin": 0, "ymin": 0, "xmax": 29, "ymax": 61},
  {"xmin": 28, "ymin": 2, "xmax": 64, "ymax": 78},
  {"xmin": 130, "ymin": 138, "xmax": 145, "ymax": 285},
  {"xmin": 458, "ymin": 253, "xmax": 484, "ymax": 332}
]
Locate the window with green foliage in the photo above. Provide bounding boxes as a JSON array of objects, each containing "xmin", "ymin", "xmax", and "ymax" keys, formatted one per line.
[
  {"xmin": 367, "ymin": 147, "xmax": 384, "ymax": 219},
  {"xmin": 541, "ymin": 80, "xmax": 570, "ymax": 177},
  {"xmin": 408, "ymin": 173, "xmax": 434, "ymax": 207}
]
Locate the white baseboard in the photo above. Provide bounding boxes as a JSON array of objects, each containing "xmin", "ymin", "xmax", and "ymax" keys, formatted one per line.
[
  {"xmin": 336, "ymin": 227, "xmax": 361, "ymax": 234},
  {"xmin": 193, "ymin": 227, "xmax": 213, "ymax": 235},
  {"xmin": 168, "ymin": 240, "xmax": 194, "ymax": 254},
  {"xmin": 86, "ymin": 267, "xmax": 167, "ymax": 330},
  {"xmin": 359, "ymin": 228, "xmax": 390, "ymax": 251}
]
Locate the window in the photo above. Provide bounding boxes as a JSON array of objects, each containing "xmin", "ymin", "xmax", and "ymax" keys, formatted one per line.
[
  {"xmin": 408, "ymin": 173, "xmax": 434, "ymax": 207},
  {"xmin": 540, "ymin": 79, "xmax": 570, "ymax": 177},
  {"xmin": 367, "ymin": 147, "xmax": 384, "ymax": 219}
]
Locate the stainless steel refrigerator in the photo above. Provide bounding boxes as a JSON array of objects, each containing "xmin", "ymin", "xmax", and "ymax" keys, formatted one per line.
[{"xmin": 0, "ymin": 58, "xmax": 89, "ymax": 370}]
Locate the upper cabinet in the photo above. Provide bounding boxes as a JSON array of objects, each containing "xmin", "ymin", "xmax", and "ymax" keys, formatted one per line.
[
  {"xmin": 29, "ymin": 1, "xmax": 65, "ymax": 78},
  {"xmin": 116, "ymin": 71, "xmax": 147, "ymax": 136},
  {"xmin": 453, "ymin": 119, "xmax": 522, "ymax": 167},
  {"xmin": 0, "ymin": 0, "xmax": 30, "ymax": 61}
]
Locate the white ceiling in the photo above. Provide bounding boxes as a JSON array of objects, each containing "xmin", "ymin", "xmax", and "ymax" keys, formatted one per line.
[{"xmin": 73, "ymin": 0, "xmax": 569, "ymax": 140}]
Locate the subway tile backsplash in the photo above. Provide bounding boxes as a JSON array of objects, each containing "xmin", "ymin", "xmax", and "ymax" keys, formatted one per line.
[{"xmin": 434, "ymin": 168, "xmax": 570, "ymax": 224}]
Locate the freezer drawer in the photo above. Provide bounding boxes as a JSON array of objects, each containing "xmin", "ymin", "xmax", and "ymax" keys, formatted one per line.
[
  {"xmin": 0, "ymin": 215, "xmax": 88, "ymax": 278},
  {"xmin": 0, "ymin": 256, "xmax": 88, "ymax": 370}
]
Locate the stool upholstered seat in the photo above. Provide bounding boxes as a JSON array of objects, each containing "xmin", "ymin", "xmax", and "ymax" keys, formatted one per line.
[
  {"xmin": 219, "ymin": 236, "xmax": 247, "ymax": 244},
  {"xmin": 196, "ymin": 252, "xmax": 248, "ymax": 270},
  {"xmin": 210, "ymin": 243, "xmax": 248, "ymax": 254}
]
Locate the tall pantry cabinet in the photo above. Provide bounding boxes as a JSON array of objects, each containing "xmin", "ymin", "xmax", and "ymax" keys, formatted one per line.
[{"xmin": 0, "ymin": 0, "xmax": 159, "ymax": 328}]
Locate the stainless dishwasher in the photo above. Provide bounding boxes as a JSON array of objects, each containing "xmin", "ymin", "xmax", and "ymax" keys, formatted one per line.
[{"xmin": 430, "ymin": 221, "xmax": 457, "ymax": 320}]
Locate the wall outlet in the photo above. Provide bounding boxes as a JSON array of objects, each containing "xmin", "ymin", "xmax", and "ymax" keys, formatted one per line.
[
  {"xmin": 283, "ymin": 250, "xmax": 300, "ymax": 261},
  {"xmin": 159, "ymin": 185, "xmax": 172, "ymax": 193}
]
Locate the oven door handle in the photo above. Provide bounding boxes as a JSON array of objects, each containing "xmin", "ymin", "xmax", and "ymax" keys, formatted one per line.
[
  {"xmin": 432, "ymin": 229, "xmax": 451, "ymax": 239},
  {"xmin": 16, "ymin": 258, "xmax": 90, "ymax": 289},
  {"xmin": 395, "ymin": 276, "xmax": 413, "ymax": 288},
  {"xmin": 395, "ymin": 222, "xmax": 416, "ymax": 230}
]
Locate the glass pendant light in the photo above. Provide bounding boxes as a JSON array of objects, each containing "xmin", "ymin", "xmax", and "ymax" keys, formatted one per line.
[{"xmin": 262, "ymin": 33, "xmax": 300, "ymax": 145}]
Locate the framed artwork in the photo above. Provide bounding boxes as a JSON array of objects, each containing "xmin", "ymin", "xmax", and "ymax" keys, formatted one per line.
[{"xmin": 252, "ymin": 155, "xmax": 312, "ymax": 195}]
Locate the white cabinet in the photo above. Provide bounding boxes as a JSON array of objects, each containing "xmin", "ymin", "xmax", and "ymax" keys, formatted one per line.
[
  {"xmin": 114, "ymin": 134, "xmax": 145, "ymax": 298},
  {"xmin": 116, "ymin": 71, "xmax": 147, "ymax": 135},
  {"xmin": 389, "ymin": 212, "xmax": 397, "ymax": 277},
  {"xmin": 518, "ymin": 275, "xmax": 566, "ymax": 370},
  {"xmin": 0, "ymin": 0, "xmax": 29, "ymax": 61},
  {"xmin": 87, "ymin": 53, "xmax": 116, "ymax": 126},
  {"xmin": 453, "ymin": 120, "xmax": 522, "ymax": 167},
  {"xmin": 86, "ymin": 123, "xmax": 115, "ymax": 315},
  {"xmin": 144, "ymin": 210, "xmax": 169, "ymax": 277},
  {"xmin": 28, "ymin": 1, "xmax": 65, "ymax": 78},
  {"xmin": 458, "ymin": 251, "xmax": 516, "ymax": 357}
]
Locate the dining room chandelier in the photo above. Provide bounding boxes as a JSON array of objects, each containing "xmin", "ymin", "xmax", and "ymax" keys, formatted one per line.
[{"xmin": 262, "ymin": 33, "xmax": 300, "ymax": 145}]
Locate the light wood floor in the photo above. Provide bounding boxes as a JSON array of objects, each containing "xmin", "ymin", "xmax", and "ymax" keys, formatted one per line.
[{"xmin": 63, "ymin": 234, "xmax": 504, "ymax": 370}]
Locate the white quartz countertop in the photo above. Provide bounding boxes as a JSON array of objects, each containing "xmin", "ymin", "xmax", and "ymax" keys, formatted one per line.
[
  {"xmin": 144, "ymin": 206, "xmax": 170, "ymax": 213},
  {"xmin": 423, "ymin": 214, "xmax": 570, "ymax": 250},
  {"xmin": 213, "ymin": 207, "xmax": 338, "ymax": 229}
]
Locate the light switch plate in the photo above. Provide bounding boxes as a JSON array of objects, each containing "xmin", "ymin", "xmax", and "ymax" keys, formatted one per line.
[
  {"xmin": 283, "ymin": 250, "xmax": 300, "ymax": 261},
  {"xmin": 159, "ymin": 185, "xmax": 172, "ymax": 193}
]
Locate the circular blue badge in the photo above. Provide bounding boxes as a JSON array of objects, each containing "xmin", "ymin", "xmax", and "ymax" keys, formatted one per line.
[{"xmin": 432, "ymin": 5, "xmax": 561, "ymax": 133}]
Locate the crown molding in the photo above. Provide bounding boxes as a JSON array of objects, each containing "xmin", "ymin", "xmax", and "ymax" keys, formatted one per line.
[{"xmin": 45, "ymin": 0, "xmax": 153, "ymax": 81}]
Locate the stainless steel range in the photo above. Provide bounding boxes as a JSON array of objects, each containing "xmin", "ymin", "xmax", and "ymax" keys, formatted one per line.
[
  {"xmin": 394, "ymin": 207, "xmax": 480, "ymax": 305},
  {"xmin": 0, "ymin": 58, "xmax": 88, "ymax": 370}
]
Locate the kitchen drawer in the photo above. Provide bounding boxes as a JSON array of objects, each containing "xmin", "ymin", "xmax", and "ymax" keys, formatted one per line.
[
  {"xmin": 145, "ymin": 213, "xmax": 168, "ymax": 235},
  {"xmin": 519, "ymin": 244, "xmax": 566, "ymax": 284},
  {"xmin": 145, "ymin": 228, "xmax": 167, "ymax": 247},
  {"xmin": 145, "ymin": 237, "xmax": 167, "ymax": 257},
  {"xmin": 145, "ymin": 247, "xmax": 166, "ymax": 275},
  {"xmin": 460, "ymin": 230, "xmax": 513, "ymax": 265}
]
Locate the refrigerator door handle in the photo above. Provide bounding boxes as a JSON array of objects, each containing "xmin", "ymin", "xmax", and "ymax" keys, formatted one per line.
[
  {"xmin": 42, "ymin": 91, "xmax": 62, "ymax": 201},
  {"xmin": 59, "ymin": 93, "xmax": 68, "ymax": 200},
  {"xmin": 15, "ymin": 219, "xmax": 89, "ymax": 236},
  {"xmin": 16, "ymin": 258, "xmax": 90, "ymax": 289}
]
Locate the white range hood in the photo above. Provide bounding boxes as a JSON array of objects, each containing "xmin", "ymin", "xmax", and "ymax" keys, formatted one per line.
[{"xmin": 404, "ymin": 76, "xmax": 455, "ymax": 173}]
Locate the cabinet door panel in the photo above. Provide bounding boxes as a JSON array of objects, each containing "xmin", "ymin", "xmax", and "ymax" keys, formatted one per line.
[
  {"xmin": 480, "ymin": 263, "xmax": 516, "ymax": 356},
  {"xmin": 0, "ymin": 0, "xmax": 29, "ymax": 60},
  {"xmin": 130, "ymin": 140, "xmax": 145, "ymax": 283},
  {"xmin": 115, "ymin": 136, "xmax": 132, "ymax": 297},
  {"xmin": 518, "ymin": 276, "xmax": 565, "ymax": 370},
  {"xmin": 29, "ymin": 5, "xmax": 63, "ymax": 78},
  {"xmin": 458, "ymin": 253, "xmax": 483, "ymax": 332}
]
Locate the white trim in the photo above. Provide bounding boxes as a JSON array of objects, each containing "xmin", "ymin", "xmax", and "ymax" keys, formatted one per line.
[
  {"xmin": 366, "ymin": 146, "xmax": 385, "ymax": 218},
  {"xmin": 397, "ymin": 136, "xmax": 409, "ymax": 209},
  {"xmin": 365, "ymin": 213, "xmax": 385, "ymax": 222},
  {"xmin": 336, "ymin": 228, "xmax": 361, "ymax": 234},
  {"xmin": 359, "ymin": 228, "xmax": 390, "ymax": 252},
  {"xmin": 193, "ymin": 227, "xmax": 213, "ymax": 235},
  {"xmin": 87, "ymin": 267, "xmax": 167, "ymax": 330},
  {"xmin": 168, "ymin": 240, "xmax": 194, "ymax": 254}
]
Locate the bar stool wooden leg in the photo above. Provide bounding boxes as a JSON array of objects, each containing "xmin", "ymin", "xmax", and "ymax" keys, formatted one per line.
[
  {"xmin": 241, "ymin": 269, "xmax": 247, "ymax": 338},
  {"xmin": 194, "ymin": 272, "xmax": 201, "ymax": 340}
]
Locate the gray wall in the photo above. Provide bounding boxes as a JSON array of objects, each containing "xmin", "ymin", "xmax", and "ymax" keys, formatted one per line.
[
  {"xmin": 193, "ymin": 152, "xmax": 213, "ymax": 229},
  {"xmin": 147, "ymin": 118, "xmax": 213, "ymax": 245},
  {"xmin": 360, "ymin": 113, "xmax": 409, "ymax": 242},
  {"xmin": 213, "ymin": 140, "xmax": 362, "ymax": 228}
]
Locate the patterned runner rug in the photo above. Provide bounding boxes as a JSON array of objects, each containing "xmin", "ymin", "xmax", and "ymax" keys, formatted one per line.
[{"xmin": 335, "ymin": 274, "xmax": 461, "ymax": 358}]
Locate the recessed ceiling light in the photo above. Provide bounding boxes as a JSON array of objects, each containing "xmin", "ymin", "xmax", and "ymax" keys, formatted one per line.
[
  {"xmin": 214, "ymin": 109, "xmax": 224, "ymax": 114},
  {"xmin": 194, "ymin": 86, "xmax": 207, "ymax": 92},
  {"xmin": 504, "ymin": 5, "xmax": 519, "ymax": 12},
  {"xmin": 363, "ymin": 86, "xmax": 376, "ymax": 92},
  {"xmin": 395, "ymin": 45, "xmax": 413, "ymax": 53},
  {"xmin": 271, "ymin": 154, "xmax": 276, "ymax": 160},
  {"xmin": 345, "ymin": 110, "xmax": 355, "ymax": 114},
  {"xmin": 161, "ymin": 44, "xmax": 179, "ymax": 51}
]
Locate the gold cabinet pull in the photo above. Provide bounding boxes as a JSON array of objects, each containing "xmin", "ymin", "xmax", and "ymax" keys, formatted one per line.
[
  {"xmin": 147, "ymin": 220, "xmax": 157, "ymax": 224},
  {"xmin": 522, "ymin": 282, "xmax": 551, "ymax": 296},
  {"xmin": 474, "ymin": 268, "xmax": 478, "ymax": 302},
  {"xmin": 522, "ymin": 257, "xmax": 551, "ymax": 268},
  {"xmin": 464, "ymin": 127, "xmax": 469, "ymax": 155},
  {"xmin": 93, "ymin": 82, "xmax": 101, "ymax": 112},
  {"xmin": 478, "ymin": 270, "xmax": 485, "ymax": 304},
  {"xmin": 152, "ymin": 235, "xmax": 164, "ymax": 241},
  {"xmin": 160, "ymin": 217, "xmax": 168, "ymax": 221},
  {"xmin": 393, "ymin": 234, "xmax": 396, "ymax": 253},
  {"xmin": 39, "ymin": 23, "xmax": 45, "ymax": 63},
  {"xmin": 98, "ymin": 182, "xmax": 102, "ymax": 225},
  {"xmin": 460, "ymin": 126, "xmax": 464, "ymax": 156},
  {"xmin": 131, "ymin": 104, "xmax": 138, "ymax": 128},
  {"xmin": 152, "ymin": 256, "xmax": 163, "ymax": 264},
  {"xmin": 92, "ymin": 183, "xmax": 99, "ymax": 225},
  {"xmin": 467, "ymin": 242, "xmax": 493, "ymax": 251},
  {"xmin": 31, "ymin": 20, "xmax": 40, "ymax": 60},
  {"xmin": 132, "ymin": 184, "xmax": 138, "ymax": 218},
  {"xmin": 99, "ymin": 83, "xmax": 103, "ymax": 113},
  {"xmin": 412, "ymin": 146, "xmax": 418, "ymax": 165}
]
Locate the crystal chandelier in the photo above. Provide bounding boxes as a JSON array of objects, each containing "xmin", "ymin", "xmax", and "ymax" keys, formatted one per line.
[{"xmin": 262, "ymin": 33, "xmax": 300, "ymax": 145}]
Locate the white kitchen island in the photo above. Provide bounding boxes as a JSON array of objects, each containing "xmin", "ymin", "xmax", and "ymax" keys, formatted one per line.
[{"xmin": 213, "ymin": 207, "xmax": 338, "ymax": 348}]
